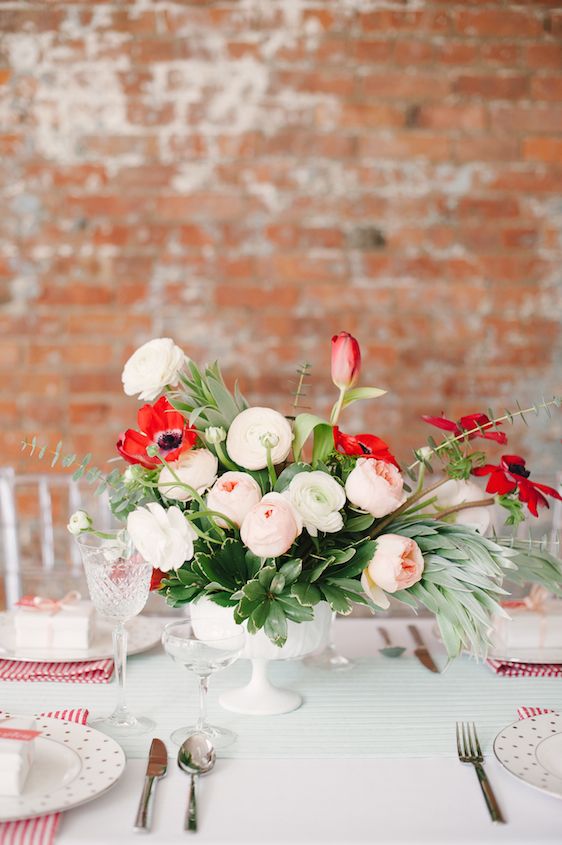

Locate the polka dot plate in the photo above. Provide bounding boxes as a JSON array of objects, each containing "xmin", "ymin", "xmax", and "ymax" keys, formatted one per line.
[
  {"xmin": 494, "ymin": 713, "xmax": 562, "ymax": 799},
  {"xmin": 0, "ymin": 717, "xmax": 126, "ymax": 821}
]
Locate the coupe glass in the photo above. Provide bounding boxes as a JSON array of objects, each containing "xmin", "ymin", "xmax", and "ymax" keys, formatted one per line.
[
  {"xmin": 162, "ymin": 616, "xmax": 245, "ymax": 749},
  {"xmin": 76, "ymin": 531, "xmax": 155, "ymax": 737}
]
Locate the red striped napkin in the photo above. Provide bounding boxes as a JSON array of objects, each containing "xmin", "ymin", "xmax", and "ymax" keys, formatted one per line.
[
  {"xmin": 0, "ymin": 659, "xmax": 113, "ymax": 683},
  {"xmin": 487, "ymin": 660, "xmax": 562, "ymax": 677},
  {"xmin": 0, "ymin": 708, "xmax": 89, "ymax": 845},
  {"xmin": 518, "ymin": 705, "xmax": 553, "ymax": 720}
]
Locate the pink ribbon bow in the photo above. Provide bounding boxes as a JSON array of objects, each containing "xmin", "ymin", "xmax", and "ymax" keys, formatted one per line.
[
  {"xmin": 15, "ymin": 591, "xmax": 81, "ymax": 614},
  {"xmin": 502, "ymin": 585, "xmax": 550, "ymax": 612}
]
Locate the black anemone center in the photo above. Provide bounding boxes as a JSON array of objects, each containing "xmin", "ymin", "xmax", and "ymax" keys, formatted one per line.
[
  {"xmin": 507, "ymin": 462, "xmax": 530, "ymax": 478},
  {"xmin": 157, "ymin": 430, "xmax": 183, "ymax": 451}
]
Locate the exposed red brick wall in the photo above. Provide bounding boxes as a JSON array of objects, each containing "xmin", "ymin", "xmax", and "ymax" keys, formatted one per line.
[{"xmin": 1, "ymin": 0, "xmax": 561, "ymax": 479}]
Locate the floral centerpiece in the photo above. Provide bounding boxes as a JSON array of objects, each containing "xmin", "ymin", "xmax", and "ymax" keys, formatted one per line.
[{"xmin": 25, "ymin": 333, "xmax": 562, "ymax": 661}]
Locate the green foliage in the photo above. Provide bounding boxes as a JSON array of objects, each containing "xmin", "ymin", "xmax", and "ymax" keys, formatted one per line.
[
  {"xmin": 391, "ymin": 518, "xmax": 517, "ymax": 659},
  {"xmin": 290, "ymin": 361, "xmax": 312, "ymax": 413},
  {"xmin": 169, "ymin": 360, "xmax": 248, "ymax": 431},
  {"xmin": 496, "ymin": 495, "xmax": 525, "ymax": 527},
  {"xmin": 292, "ymin": 414, "xmax": 332, "ymax": 463},
  {"xmin": 20, "ymin": 437, "xmax": 132, "ymax": 502},
  {"xmin": 340, "ymin": 386, "xmax": 387, "ymax": 409},
  {"xmin": 158, "ymin": 521, "xmax": 378, "ymax": 646},
  {"xmin": 497, "ymin": 538, "xmax": 562, "ymax": 596}
]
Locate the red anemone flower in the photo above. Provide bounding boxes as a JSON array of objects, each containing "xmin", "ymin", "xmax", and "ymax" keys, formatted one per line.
[
  {"xmin": 117, "ymin": 396, "xmax": 197, "ymax": 470},
  {"xmin": 333, "ymin": 427, "xmax": 399, "ymax": 469},
  {"xmin": 150, "ymin": 568, "xmax": 166, "ymax": 591},
  {"xmin": 472, "ymin": 454, "xmax": 562, "ymax": 517},
  {"xmin": 421, "ymin": 411, "xmax": 507, "ymax": 445}
]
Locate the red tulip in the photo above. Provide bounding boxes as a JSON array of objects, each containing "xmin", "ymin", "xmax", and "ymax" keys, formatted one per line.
[{"xmin": 331, "ymin": 332, "xmax": 361, "ymax": 391}]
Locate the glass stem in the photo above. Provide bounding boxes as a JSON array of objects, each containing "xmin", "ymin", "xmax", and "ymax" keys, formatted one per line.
[
  {"xmin": 196, "ymin": 675, "xmax": 209, "ymax": 731},
  {"xmin": 112, "ymin": 621, "xmax": 131, "ymax": 723}
]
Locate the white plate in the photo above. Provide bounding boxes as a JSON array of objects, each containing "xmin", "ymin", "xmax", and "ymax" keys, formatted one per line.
[
  {"xmin": 431, "ymin": 623, "xmax": 562, "ymax": 665},
  {"xmin": 0, "ymin": 614, "xmax": 162, "ymax": 663},
  {"xmin": 487, "ymin": 646, "xmax": 562, "ymax": 665},
  {"xmin": 0, "ymin": 717, "xmax": 126, "ymax": 821},
  {"xmin": 494, "ymin": 712, "xmax": 562, "ymax": 799}
]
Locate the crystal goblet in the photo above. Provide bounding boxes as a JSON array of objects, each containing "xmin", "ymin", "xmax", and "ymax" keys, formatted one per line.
[
  {"xmin": 76, "ymin": 531, "xmax": 155, "ymax": 737},
  {"xmin": 162, "ymin": 616, "xmax": 245, "ymax": 749}
]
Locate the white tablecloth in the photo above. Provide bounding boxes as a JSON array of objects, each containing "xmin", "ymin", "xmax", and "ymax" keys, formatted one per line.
[{"xmin": 8, "ymin": 619, "xmax": 562, "ymax": 843}]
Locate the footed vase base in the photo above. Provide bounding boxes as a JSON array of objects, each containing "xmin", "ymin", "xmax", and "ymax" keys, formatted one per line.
[{"xmin": 219, "ymin": 684, "xmax": 302, "ymax": 716}]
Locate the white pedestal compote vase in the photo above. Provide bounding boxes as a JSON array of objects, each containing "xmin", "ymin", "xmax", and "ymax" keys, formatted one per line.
[{"xmin": 190, "ymin": 597, "xmax": 332, "ymax": 715}]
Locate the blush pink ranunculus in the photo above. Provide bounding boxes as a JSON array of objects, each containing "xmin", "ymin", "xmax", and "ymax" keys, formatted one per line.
[
  {"xmin": 240, "ymin": 492, "xmax": 303, "ymax": 559},
  {"xmin": 345, "ymin": 458, "xmax": 405, "ymax": 518},
  {"xmin": 361, "ymin": 534, "xmax": 424, "ymax": 608},
  {"xmin": 206, "ymin": 471, "xmax": 262, "ymax": 528},
  {"xmin": 331, "ymin": 332, "xmax": 361, "ymax": 391}
]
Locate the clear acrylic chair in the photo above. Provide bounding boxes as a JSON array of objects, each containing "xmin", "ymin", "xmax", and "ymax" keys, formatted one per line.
[{"xmin": 0, "ymin": 468, "xmax": 113, "ymax": 609}]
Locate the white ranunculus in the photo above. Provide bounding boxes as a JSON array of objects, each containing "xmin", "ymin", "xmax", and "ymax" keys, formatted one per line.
[
  {"xmin": 284, "ymin": 471, "xmax": 345, "ymax": 537},
  {"xmin": 205, "ymin": 426, "xmax": 226, "ymax": 445},
  {"xmin": 226, "ymin": 407, "xmax": 293, "ymax": 470},
  {"xmin": 66, "ymin": 509, "xmax": 93, "ymax": 535},
  {"xmin": 126, "ymin": 503, "xmax": 196, "ymax": 571},
  {"xmin": 121, "ymin": 337, "xmax": 186, "ymax": 401},
  {"xmin": 158, "ymin": 449, "xmax": 218, "ymax": 502},
  {"xmin": 432, "ymin": 479, "xmax": 491, "ymax": 535},
  {"xmin": 206, "ymin": 471, "xmax": 262, "ymax": 528}
]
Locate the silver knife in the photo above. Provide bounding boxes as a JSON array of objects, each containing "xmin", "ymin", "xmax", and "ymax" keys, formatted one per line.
[
  {"xmin": 408, "ymin": 624, "xmax": 440, "ymax": 673},
  {"xmin": 134, "ymin": 738, "xmax": 168, "ymax": 832}
]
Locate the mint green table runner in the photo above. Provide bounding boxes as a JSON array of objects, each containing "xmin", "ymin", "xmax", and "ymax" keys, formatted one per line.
[{"xmin": 1, "ymin": 649, "xmax": 560, "ymax": 760}]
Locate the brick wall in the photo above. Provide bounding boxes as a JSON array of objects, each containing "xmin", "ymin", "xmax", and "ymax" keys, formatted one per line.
[{"xmin": 1, "ymin": 0, "xmax": 561, "ymax": 481}]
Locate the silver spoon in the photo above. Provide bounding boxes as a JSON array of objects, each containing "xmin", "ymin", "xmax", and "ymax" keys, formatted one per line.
[
  {"xmin": 378, "ymin": 626, "xmax": 406, "ymax": 658},
  {"xmin": 177, "ymin": 733, "xmax": 216, "ymax": 832}
]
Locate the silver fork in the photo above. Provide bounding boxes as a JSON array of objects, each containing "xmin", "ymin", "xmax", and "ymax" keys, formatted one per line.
[{"xmin": 456, "ymin": 722, "xmax": 506, "ymax": 824}]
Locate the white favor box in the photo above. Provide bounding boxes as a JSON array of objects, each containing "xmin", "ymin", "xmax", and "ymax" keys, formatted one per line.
[
  {"xmin": 14, "ymin": 601, "xmax": 95, "ymax": 650},
  {"xmin": 490, "ymin": 600, "xmax": 562, "ymax": 652},
  {"xmin": 0, "ymin": 717, "xmax": 37, "ymax": 796}
]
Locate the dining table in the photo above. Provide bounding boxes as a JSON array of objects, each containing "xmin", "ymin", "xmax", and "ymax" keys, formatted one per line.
[{"xmin": 2, "ymin": 615, "xmax": 562, "ymax": 844}]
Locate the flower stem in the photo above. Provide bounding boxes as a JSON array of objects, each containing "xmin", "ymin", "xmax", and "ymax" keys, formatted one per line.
[
  {"xmin": 265, "ymin": 444, "xmax": 277, "ymax": 490},
  {"xmin": 329, "ymin": 388, "xmax": 346, "ymax": 426},
  {"xmin": 435, "ymin": 497, "xmax": 496, "ymax": 521},
  {"xmin": 370, "ymin": 478, "xmax": 449, "ymax": 538},
  {"xmin": 215, "ymin": 442, "xmax": 240, "ymax": 472}
]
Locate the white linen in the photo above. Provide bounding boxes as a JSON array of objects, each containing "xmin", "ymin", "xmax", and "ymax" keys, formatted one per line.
[{"xmin": 4, "ymin": 619, "xmax": 562, "ymax": 842}]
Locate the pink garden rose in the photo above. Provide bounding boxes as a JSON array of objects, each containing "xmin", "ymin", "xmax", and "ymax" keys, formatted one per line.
[
  {"xmin": 240, "ymin": 492, "xmax": 303, "ymax": 558},
  {"xmin": 206, "ymin": 472, "xmax": 262, "ymax": 528},
  {"xmin": 361, "ymin": 534, "xmax": 424, "ymax": 608},
  {"xmin": 345, "ymin": 458, "xmax": 405, "ymax": 518}
]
